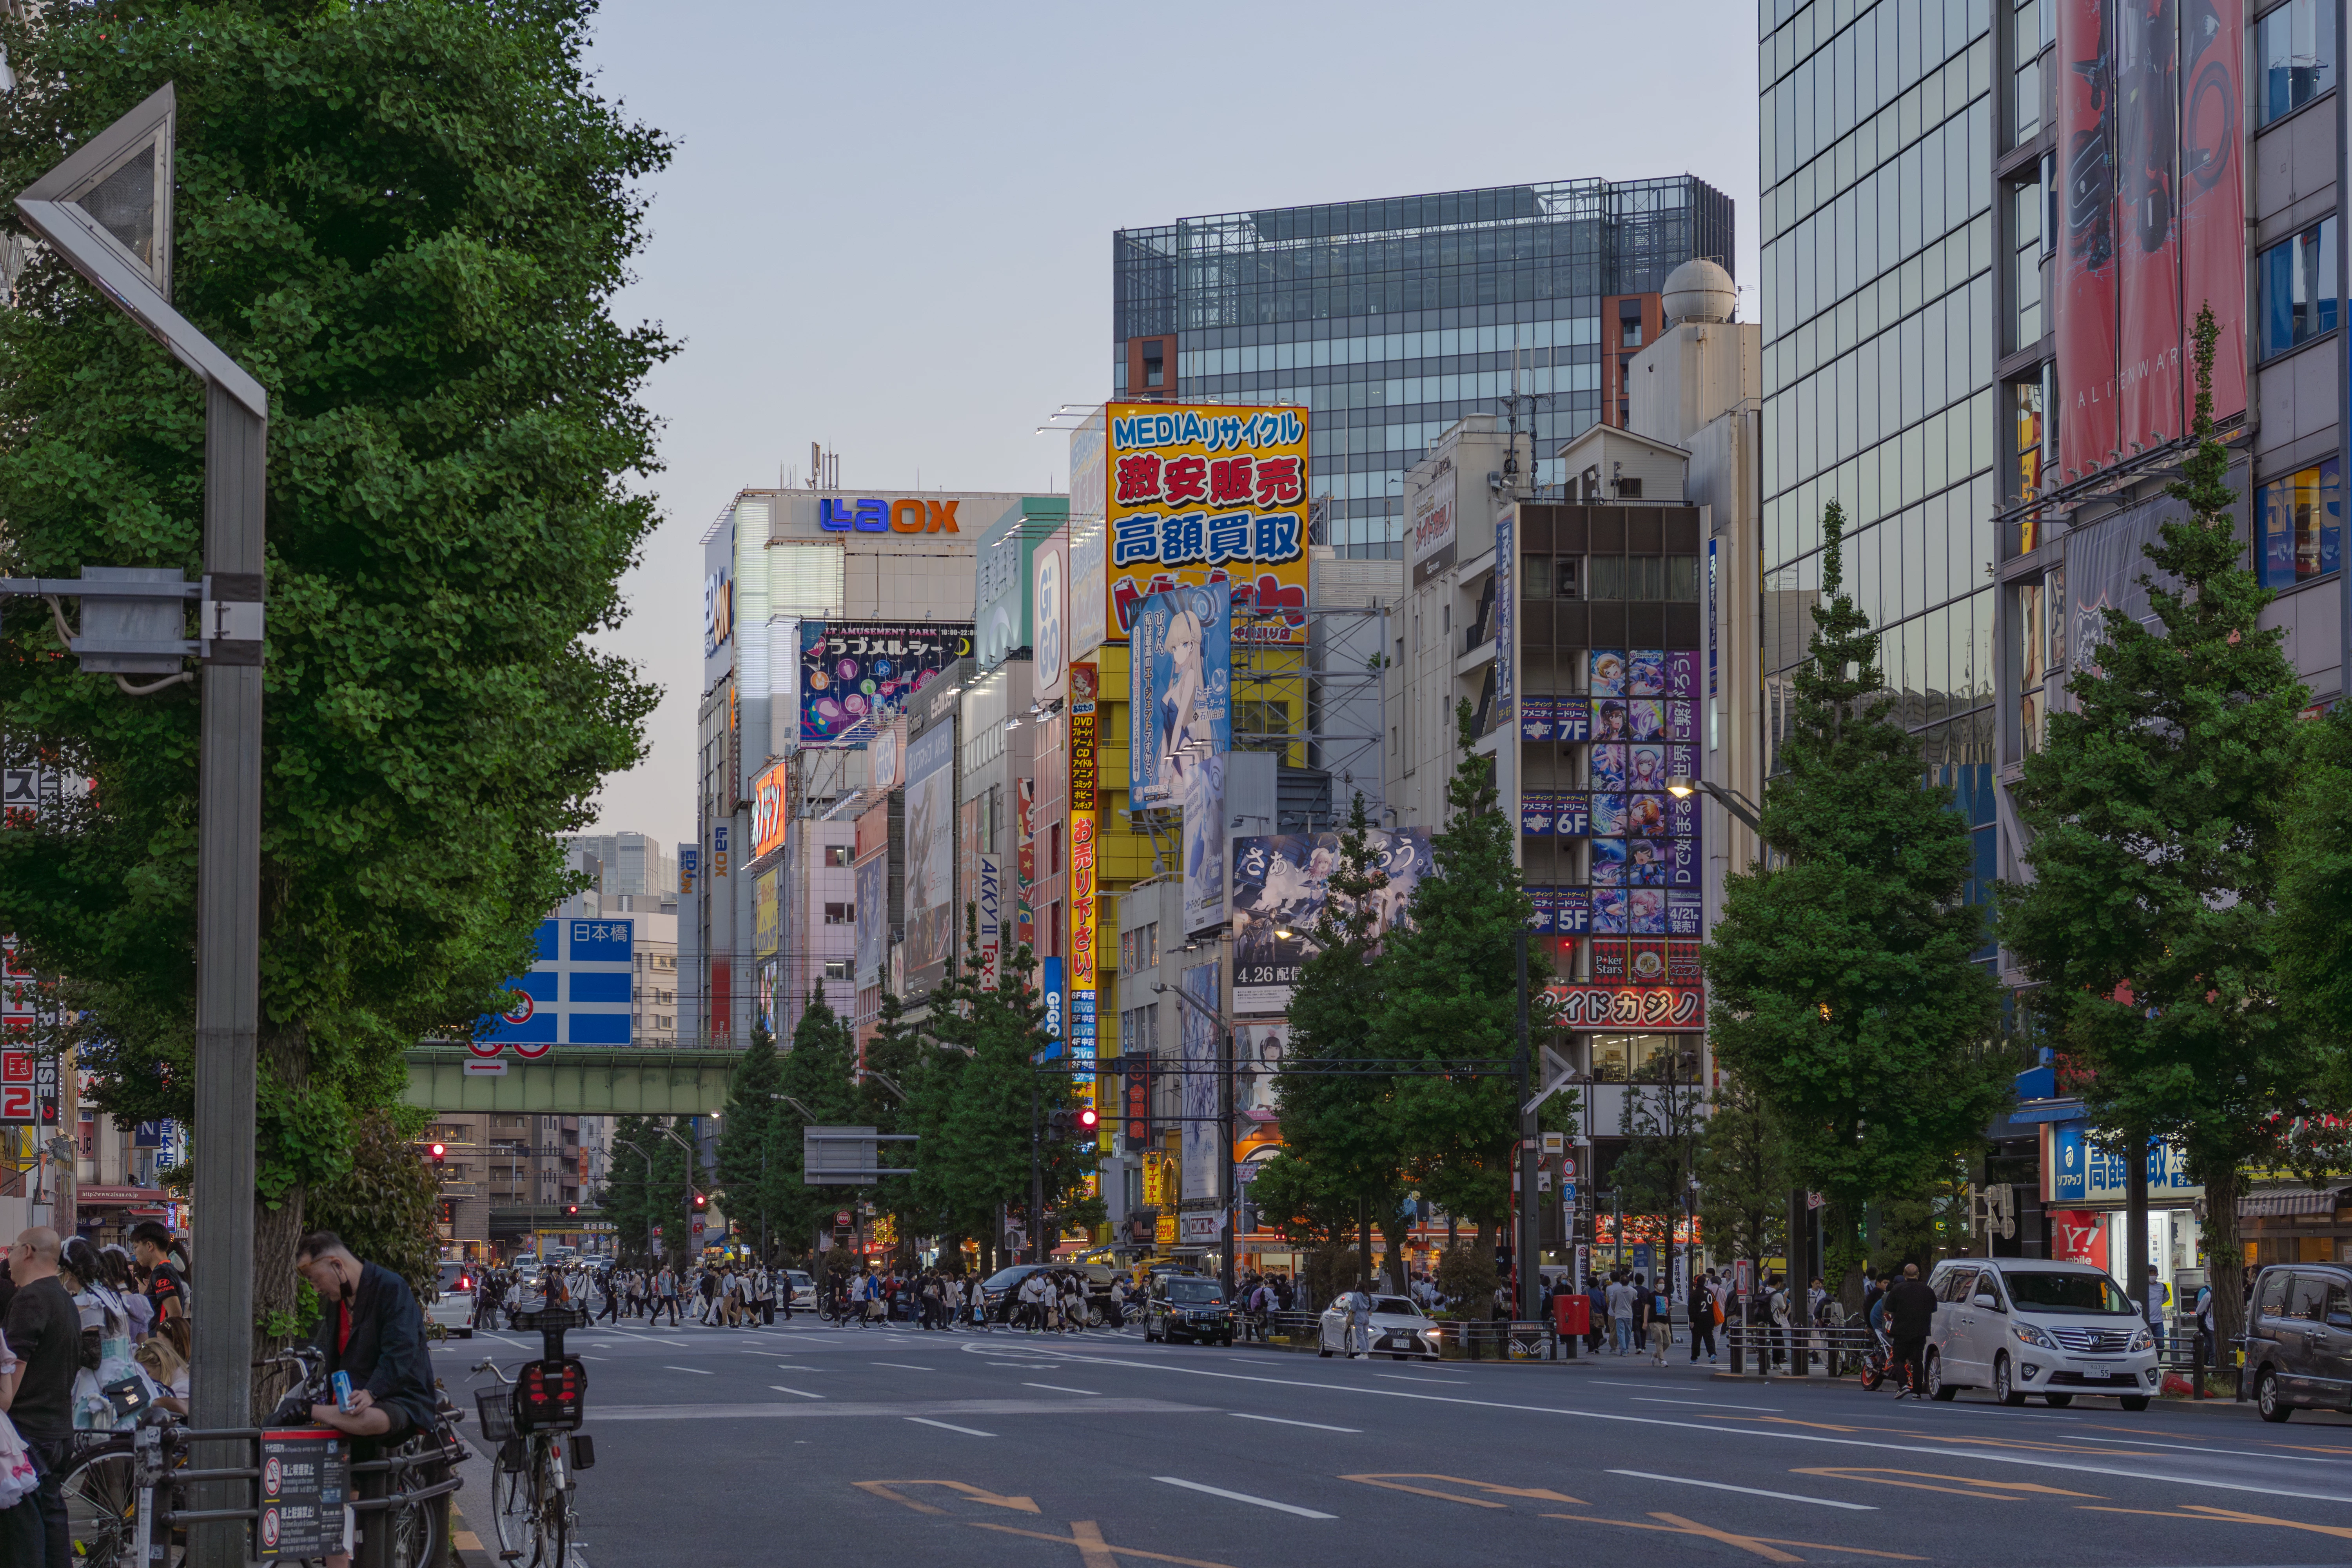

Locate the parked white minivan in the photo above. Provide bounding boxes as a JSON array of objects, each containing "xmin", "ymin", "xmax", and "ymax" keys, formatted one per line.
[{"xmin": 1925, "ymin": 1257, "xmax": 2160, "ymax": 1408}]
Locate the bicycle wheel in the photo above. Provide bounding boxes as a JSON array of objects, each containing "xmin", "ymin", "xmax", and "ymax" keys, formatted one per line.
[
  {"xmin": 539, "ymin": 1450, "xmax": 572, "ymax": 1568},
  {"xmin": 492, "ymin": 1445, "xmax": 546, "ymax": 1566},
  {"xmin": 61, "ymin": 1443, "xmax": 138, "ymax": 1567},
  {"xmin": 379, "ymin": 1489, "xmax": 444, "ymax": 1568}
]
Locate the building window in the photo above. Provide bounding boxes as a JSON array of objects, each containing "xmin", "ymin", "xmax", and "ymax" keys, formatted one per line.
[
  {"xmin": 1616, "ymin": 477, "xmax": 1643, "ymax": 499},
  {"xmin": 1121, "ymin": 922, "xmax": 1159, "ymax": 975},
  {"xmin": 2260, "ymin": 218, "xmax": 2337, "ymax": 357},
  {"xmin": 2012, "ymin": 0, "xmax": 2043, "ymax": 143},
  {"xmin": 822, "ymin": 959, "xmax": 849, "ymax": 981},
  {"xmin": 2009, "ymin": 181, "xmax": 2043, "ymax": 352},
  {"xmin": 2259, "ymin": 0, "xmax": 2334, "ymax": 126},
  {"xmin": 2259, "ymin": 457, "xmax": 2343, "ymax": 586},
  {"xmin": 824, "ymin": 901, "xmax": 853, "ymax": 925},
  {"xmin": 825, "ymin": 844, "xmax": 851, "ymax": 867},
  {"xmin": 1142, "ymin": 339, "xmax": 1166, "ymax": 388},
  {"xmin": 1049, "ymin": 823, "xmax": 1064, "ymax": 877}
]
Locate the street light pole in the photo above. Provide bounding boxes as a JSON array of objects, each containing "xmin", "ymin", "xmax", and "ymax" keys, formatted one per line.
[
  {"xmin": 1155, "ymin": 978, "xmax": 1237, "ymax": 1298},
  {"xmin": 13, "ymin": 88, "xmax": 272, "ymax": 1568}
]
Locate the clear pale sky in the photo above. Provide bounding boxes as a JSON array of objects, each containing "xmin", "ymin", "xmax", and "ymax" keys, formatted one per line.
[{"xmin": 580, "ymin": 0, "xmax": 1762, "ymax": 851}]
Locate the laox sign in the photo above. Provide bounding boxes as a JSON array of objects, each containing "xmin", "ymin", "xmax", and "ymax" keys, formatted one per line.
[{"xmin": 819, "ymin": 498, "xmax": 962, "ymax": 534}]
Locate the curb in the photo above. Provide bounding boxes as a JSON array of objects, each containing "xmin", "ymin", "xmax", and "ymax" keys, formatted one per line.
[{"xmin": 448, "ymin": 1495, "xmax": 497, "ymax": 1568}]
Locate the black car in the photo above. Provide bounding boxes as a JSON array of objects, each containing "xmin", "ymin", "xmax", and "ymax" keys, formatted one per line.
[
  {"xmin": 1143, "ymin": 1275, "xmax": 1235, "ymax": 1346},
  {"xmin": 2245, "ymin": 1263, "xmax": 2352, "ymax": 1421}
]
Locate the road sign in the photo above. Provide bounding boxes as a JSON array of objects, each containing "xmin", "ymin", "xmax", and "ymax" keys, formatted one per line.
[{"xmin": 835, "ymin": 1210, "xmax": 851, "ymax": 1229}]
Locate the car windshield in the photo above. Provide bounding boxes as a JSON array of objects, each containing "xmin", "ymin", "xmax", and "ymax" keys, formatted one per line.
[
  {"xmin": 1372, "ymin": 1296, "xmax": 1421, "ymax": 1316},
  {"xmin": 1166, "ymin": 1280, "xmax": 1223, "ymax": 1305},
  {"xmin": 982, "ymin": 1267, "xmax": 1036, "ymax": 1292},
  {"xmin": 2003, "ymin": 1271, "xmax": 2134, "ymax": 1315}
]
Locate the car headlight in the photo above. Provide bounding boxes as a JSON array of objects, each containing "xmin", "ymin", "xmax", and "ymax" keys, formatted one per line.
[
  {"xmin": 2127, "ymin": 1327, "xmax": 2154, "ymax": 1353},
  {"xmin": 1420, "ymin": 1328, "xmax": 1442, "ymax": 1341},
  {"xmin": 2013, "ymin": 1322, "xmax": 2058, "ymax": 1351}
]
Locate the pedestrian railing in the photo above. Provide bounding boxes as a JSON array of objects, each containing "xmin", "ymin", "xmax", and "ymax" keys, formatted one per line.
[
  {"xmin": 1723, "ymin": 1323, "xmax": 1880, "ymax": 1378},
  {"xmin": 1430, "ymin": 1319, "xmax": 1554, "ymax": 1361}
]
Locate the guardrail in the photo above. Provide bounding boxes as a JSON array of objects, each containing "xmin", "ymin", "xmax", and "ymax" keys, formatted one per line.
[{"xmin": 1723, "ymin": 1322, "xmax": 1879, "ymax": 1378}]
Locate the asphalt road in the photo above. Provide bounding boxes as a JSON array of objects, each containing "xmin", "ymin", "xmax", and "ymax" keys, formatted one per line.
[{"xmin": 428, "ymin": 1316, "xmax": 2352, "ymax": 1567}]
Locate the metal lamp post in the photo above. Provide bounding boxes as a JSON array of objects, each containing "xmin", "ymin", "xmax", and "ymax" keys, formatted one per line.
[
  {"xmin": 13, "ymin": 85, "xmax": 268, "ymax": 1568},
  {"xmin": 1153, "ymin": 978, "xmax": 1237, "ymax": 1297}
]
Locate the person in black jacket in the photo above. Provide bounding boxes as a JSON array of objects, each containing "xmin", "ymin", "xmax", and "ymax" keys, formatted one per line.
[
  {"xmin": 1885, "ymin": 1261, "xmax": 1941, "ymax": 1399},
  {"xmin": 294, "ymin": 1231, "xmax": 439, "ymax": 1442}
]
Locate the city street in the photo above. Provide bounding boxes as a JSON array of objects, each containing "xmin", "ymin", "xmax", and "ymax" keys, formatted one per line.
[{"xmin": 436, "ymin": 1324, "xmax": 2352, "ymax": 1568}]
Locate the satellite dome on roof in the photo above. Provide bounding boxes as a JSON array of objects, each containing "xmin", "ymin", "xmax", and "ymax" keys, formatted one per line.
[{"xmin": 1661, "ymin": 259, "xmax": 1737, "ymax": 325}]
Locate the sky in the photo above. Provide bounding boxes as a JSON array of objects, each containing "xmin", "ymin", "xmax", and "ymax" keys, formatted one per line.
[{"xmin": 579, "ymin": 0, "xmax": 1762, "ymax": 851}]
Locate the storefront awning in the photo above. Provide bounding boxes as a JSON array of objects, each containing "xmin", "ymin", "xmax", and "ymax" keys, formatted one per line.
[{"xmin": 2239, "ymin": 1189, "xmax": 2341, "ymax": 1218}]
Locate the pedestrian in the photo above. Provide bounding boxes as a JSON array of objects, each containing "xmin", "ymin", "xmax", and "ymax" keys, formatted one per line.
[
  {"xmin": 2143, "ymin": 1264, "xmax": 2167, "ymax": 1356},
  {"xmin": 1606, "ymin": 1273, "xmax": 1635, "ymax": 1356},
  {"xmin": 4, "ymin": 1229, "xmax": 79, "ymax": 1565},
  {"xmin": 1688, "ymin": 1270, "xmax": 1717, "ymax": 1363},
  {"xmin": 1767, "ymin": 1274, "xmax": 1793, "ymax": 1368},
  {"xmin": 1586, "ymin": 1275, "xmax": 1608, "ymax": 1356},
  {"xmin": 1344, "ymin": 1281, "xmax": 1374, "ymax": 1359},
  {"xmin": 1885, "ymin": 1261, "xmax": 1938, "ymax": 1400}
]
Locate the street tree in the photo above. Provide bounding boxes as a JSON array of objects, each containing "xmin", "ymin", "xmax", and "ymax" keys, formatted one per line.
[
  {"xmin": 768, "ymin": 987, "xmax": 863, "ymax": 1258},
  {"xmin": 1704, "ymin": 499, "xmax": 2005, "ymax": 1299},
  {"xmin": 1369, "ymin": 702, "xmax": 1548, "ymax": 1271},
  {"xmin": 1694, "ymin": 1073, "xmax": 1788, "ymax": 1284},
  {"xmin": 596, "ymin": 1115, "xmax": 693, "ymax": 1270},
  {"xmin": 2002, "ymin": 309, "xmax": 2313, "ymax": 1347},
  {"xmin": 714, "ymin": 1021, "xmax": 785, "ymax": 1260},
  {"xmin": 0, "ymin": 0, "xmax": 670, "ymax": 1352}
]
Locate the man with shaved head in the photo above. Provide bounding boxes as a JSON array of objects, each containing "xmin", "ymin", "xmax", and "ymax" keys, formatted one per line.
[{"xmin": 3, "ymin": 1226, "xmax": 77, "ymax": 1562}]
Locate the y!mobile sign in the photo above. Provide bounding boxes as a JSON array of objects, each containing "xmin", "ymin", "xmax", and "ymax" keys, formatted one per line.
[{"xmin": 476, "ymin": 918, "xmax": 636, "ymax": 1055}]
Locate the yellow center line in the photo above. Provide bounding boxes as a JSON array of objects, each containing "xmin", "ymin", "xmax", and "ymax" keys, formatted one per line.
[
  {"xmin": 1789, "ymin": 1467, "xmax": 2103, "ymax": 1501},
  {"xmin": 2076, "ymin": 1502, "xmax": 2352, "ymax": 1543},
  {"xmin": 966, "ymin": 1520, "xmax": 1236, "ymax": 1568},
  {"xmin": 852, "ymin": 1480, "xmax": 1040, "ymax": 1515},
  {"xmin": 1537, "ymin": 1510, "xmax": 1927, "ymax": 1562},
  {"xmin": 1338, "ymin": 1473, "xmax": 1584, "ymax": 1507}
]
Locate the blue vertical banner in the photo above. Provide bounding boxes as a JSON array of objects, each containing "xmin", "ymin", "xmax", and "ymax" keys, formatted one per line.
[
  {"xmin": 1494, "ymin": 510, "xmax": 1515, "ymax": 725},
  {"xmin": 477, "ymin": 917, "xmax": 635, "ymax": 1054},
  {"xmin": 1040, "ymin": 956, "xmax": 1065, "ymax": 1058}
]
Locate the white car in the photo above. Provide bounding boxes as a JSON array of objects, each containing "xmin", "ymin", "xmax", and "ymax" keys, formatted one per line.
[
  {"xmin": 1317, "ymin": 1293, "xmax": 1442, "ymax": 1360},
  {"xmin": 426, "ymin": 1261, "xmax": 478, "ymax": 1339},
  {"xmin": 1925, "ymin": 1257, "xmax": 2160, "ymax": 1408}
]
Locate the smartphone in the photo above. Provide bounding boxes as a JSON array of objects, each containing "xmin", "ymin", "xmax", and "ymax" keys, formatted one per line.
[{"xmin": 332, "ymin": 1370, "xmax": 354, "ymax": 1416}]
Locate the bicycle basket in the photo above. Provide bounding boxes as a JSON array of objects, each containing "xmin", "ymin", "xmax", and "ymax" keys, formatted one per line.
[{"xmin": 474, "ymin": 1388, "xmax": 516, "ymax": 1443}]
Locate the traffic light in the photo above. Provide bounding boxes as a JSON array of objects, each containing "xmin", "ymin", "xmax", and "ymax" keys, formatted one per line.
[
  {"xmin": 1074, "ymin": 1105, "xmax": 1099, "ymax": 1135},
  {"xmin": 692, "ymin": 1190, "xmax": 707, "ymax": 1210},
  {"xmin": 566, "ymin": 1204, "xmax": 578, "ymax": 1216},
  {"xmin": 428, "ymin": 1142, "xmax": 446, "ymax": 1170}
]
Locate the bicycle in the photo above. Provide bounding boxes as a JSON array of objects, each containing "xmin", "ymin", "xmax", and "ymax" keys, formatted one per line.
[
  {"xmin": 61, "ymin": 1346, "xmax": 459, "ymax": 1568},
  {"xmin": 470, "ymin": 1305, "xmax": 594, "ymax": 1568}
]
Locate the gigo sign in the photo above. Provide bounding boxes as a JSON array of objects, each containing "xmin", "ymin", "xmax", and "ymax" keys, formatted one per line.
[{"xmin": 818, "ymin": 498, "xmax": 963, "ymax": 534}]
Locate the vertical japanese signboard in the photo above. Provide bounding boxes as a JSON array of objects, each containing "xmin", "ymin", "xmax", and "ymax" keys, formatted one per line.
[
  {"xmin": 1104, "ymin": 403, "xmax": 1310, "ymax": 645},
  {"xmin": 1068, "ymin": 662, "xmax": 1098, "ymax": 1085}
]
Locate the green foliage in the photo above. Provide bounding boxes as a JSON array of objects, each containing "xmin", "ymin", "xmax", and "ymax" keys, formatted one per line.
[
  {"xmin": 305, "ymin": 1110, "xmax": 443, "ymax": 1303},
  {"xmin": 767, "ymin": 987, "xmax": 864, "ymax": 1255},
  {"xmin": 1260, "ymin": 794, "xmax": 1403, "ymax": 1241},
  {"xmin": 1704, "ymin": 498, "xmax": 2005, "ymax": 1290},
  {"xmin": 713, "ymin": 1022, "xmax": 785, "ymax": 1257},
  {"xmin": 2002, "ymin": 308, "xmax": 2312, "ymax": 1346},
  {"xmin": 1370, "ymin": 703, "xmax": 1545, "ymax": 1235},
  {"xmin": 0, "ymin": 0, "xmax": 668, "ymax": 1321},
  {"xmin": 594, "ymin": 1115, "xmax": 693, "ymax": 1269},
  {"xmin": 1695, "ymin": 1073, "xmax": 1787, "ymax": 1272},
  {"xmin": 1609, "ymin": 1077, "xmax": 1706, "ymax": 1253}
]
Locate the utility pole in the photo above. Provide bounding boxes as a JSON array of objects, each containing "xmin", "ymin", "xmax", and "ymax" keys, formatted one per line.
[{"xmin": 1515, "ymin": 928, "xmax": 1538, "ymax": 1320}]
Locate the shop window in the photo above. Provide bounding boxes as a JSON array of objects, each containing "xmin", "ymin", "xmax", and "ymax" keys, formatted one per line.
[
  {"xmin": 2260, "ymin": 219, "xmax": 2337, "ymax": 358},
  {"xmin": 2259, "ymin": 456, "xmax": 2342, "ymax": 586},
  {"xmin": 2259, "ymin": 0, "xmax": 2334, "ymax": 125}
]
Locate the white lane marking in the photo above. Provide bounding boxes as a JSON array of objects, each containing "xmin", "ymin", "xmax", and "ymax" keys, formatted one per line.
[
  {"xmin": 1231, "ymin": 1413, "xmax": 1361, "ymax": 1434},
  {"xmin": 871, "ymin": 1363, "xmax": 933, "ymax": 1371},
  {"xmin": 1607, "ymin": 1470, "xmax": 1876, "ymax": 1510},
  {"xmin": 1375, "ymin": 1374, "xmax": 1465, "ymax": 1385},
  {"xmin": 1153, "ymin": 1476, "xmax": 1336, "ymax": 1519},
  {"xmin": 769, "ymin": 1385, "xmax": 825, "ymax": 1400},
  {"xmin": 1022, "ymin": 1382, "xmax": 1100, "ymax": 1396},
  {"xmin": 1636, "ymin": 1398, "xmax": 1785, "ymax": 1412},
  {"xmin": 995, "ymin": 1346, "xmax": 2352, "ymax": 1506},
  {"xmin": 906, "ymin": 1417, "xmax": 995, "ymax": 1437},
  {"xmin": 663, "ymin": 1366, "xmax": 711, "ymax": 1375}
]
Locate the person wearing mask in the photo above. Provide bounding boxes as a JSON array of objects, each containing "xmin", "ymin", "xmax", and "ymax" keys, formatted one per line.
[
  {"xmin": 3, "ymin": 1229, "xmax": 78, "ymax": 1565},
  {"xmin": 1343, "ymin": 1282, "xmax": 1374, "ymax": 1359},
  {"xmin": 1688, "ymin": 1270, "xmax": 1718, "ymax": 1363},
  {"xmin": 293, "ymin": 1232, "xmax": 439, "ymax": 1568},
  {"xmin": 1885, "ymin": 1261, "xmax": 1940, "ymax": 1399},
  {"xmin": 129, "ymin": 1221, "xmax": 190, "ymax": 1328}
]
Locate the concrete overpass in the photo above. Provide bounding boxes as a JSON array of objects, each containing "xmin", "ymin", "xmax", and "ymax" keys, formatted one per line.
[{"xmin": 400, "ymin": 1045, "xmax": 742, "ymax": 1115}]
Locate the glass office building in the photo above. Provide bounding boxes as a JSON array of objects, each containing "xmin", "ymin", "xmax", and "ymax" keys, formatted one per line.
[
  {"xmin": 1757, "ymin": 0, "xmax": 1998, "ymax": 907},
  {"xmin": 1112, "ymin": 178, "xmax": 1734, "ymax": 558}
]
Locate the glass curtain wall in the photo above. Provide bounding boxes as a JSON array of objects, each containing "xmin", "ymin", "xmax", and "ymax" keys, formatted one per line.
[
  {"xmin": 1113, "ymin": 179, "xmax": 1735, "ymax": 559},
  {"xmin": 1758, "ymin": 0, "xmax": 1998, "ymax": 922}
]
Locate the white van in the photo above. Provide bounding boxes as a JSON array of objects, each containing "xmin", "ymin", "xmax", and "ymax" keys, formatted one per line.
[{"xmin": 1925, "ymin": 1257, "xmax": 2160, "ymax": 1408}]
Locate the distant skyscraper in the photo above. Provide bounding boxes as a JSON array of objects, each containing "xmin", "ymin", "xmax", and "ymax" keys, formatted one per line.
[{"xmin": 1112, "ymin": 178, "xmax": 1733, "ymax": 559}]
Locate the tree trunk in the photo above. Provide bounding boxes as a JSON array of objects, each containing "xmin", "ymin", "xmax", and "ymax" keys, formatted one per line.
[
  {"xmin": 1379, "ymin": 1209, "xmax": 1409, "ymax": 1296},
  {"xmin": 250, "ymin": 1025, "xmax": 309, "ymax": 1420},
  {"xmin": 2205, "ymin": 1162, "xmax": 2246, "ymax": 1355}
]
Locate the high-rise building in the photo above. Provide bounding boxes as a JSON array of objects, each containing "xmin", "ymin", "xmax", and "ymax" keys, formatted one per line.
[
  {"xmin": 1112, "ymin": 178, "xmax": 1734, "ymax": 561},
  {"xmin": 1756, "ymin": 0, "xmax": 2001, "ymax": 915}
]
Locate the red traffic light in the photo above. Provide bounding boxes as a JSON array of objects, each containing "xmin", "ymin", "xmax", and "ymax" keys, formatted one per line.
[
  {"xmin": 1075, "ymin": 1106, "xmax": 1099, "ymax": 1132},
  {"xmin": 692, "ymin": 1191, "xmax": 707, "ymax": 1209},
  {"xmin": 566, "ymin": 1204, "xmax": 578, "ymax": 1216},
  {"xmin": 428, "ymin": 1143, "xmax": 446, "ymax": 1161}
]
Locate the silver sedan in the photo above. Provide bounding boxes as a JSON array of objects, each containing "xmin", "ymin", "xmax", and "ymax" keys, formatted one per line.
[{"xmin": 1318, "ymin": 1294, "xmax": 1442, "ymax": 1359}]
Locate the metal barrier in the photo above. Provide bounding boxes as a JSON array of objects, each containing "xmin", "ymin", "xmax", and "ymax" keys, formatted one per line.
[
  {"xmin": 1431, "ymin": 1320, "xmax": 1555, "ymax": 1361},
  {"xmin": 120, "ymin": 1417, "xmax": 466, "ymax": 1562},
  {"xmin": 1723, "ymin": 1323, "xmax": 1880, "ymax": 1379}
]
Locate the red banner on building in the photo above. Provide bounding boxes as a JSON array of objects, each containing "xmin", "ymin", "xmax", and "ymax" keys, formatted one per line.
[
  {"xmin": 2116, "ymin": 0, "xmax": 2182, "ymax": 451},
  {"xmin": 2177, "ymin": 0, "xmax": 2245, "ymax": 421},
  {"xmin": 2058, "ymin": 0, "xmax": 2120, "ymax": 479}
]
